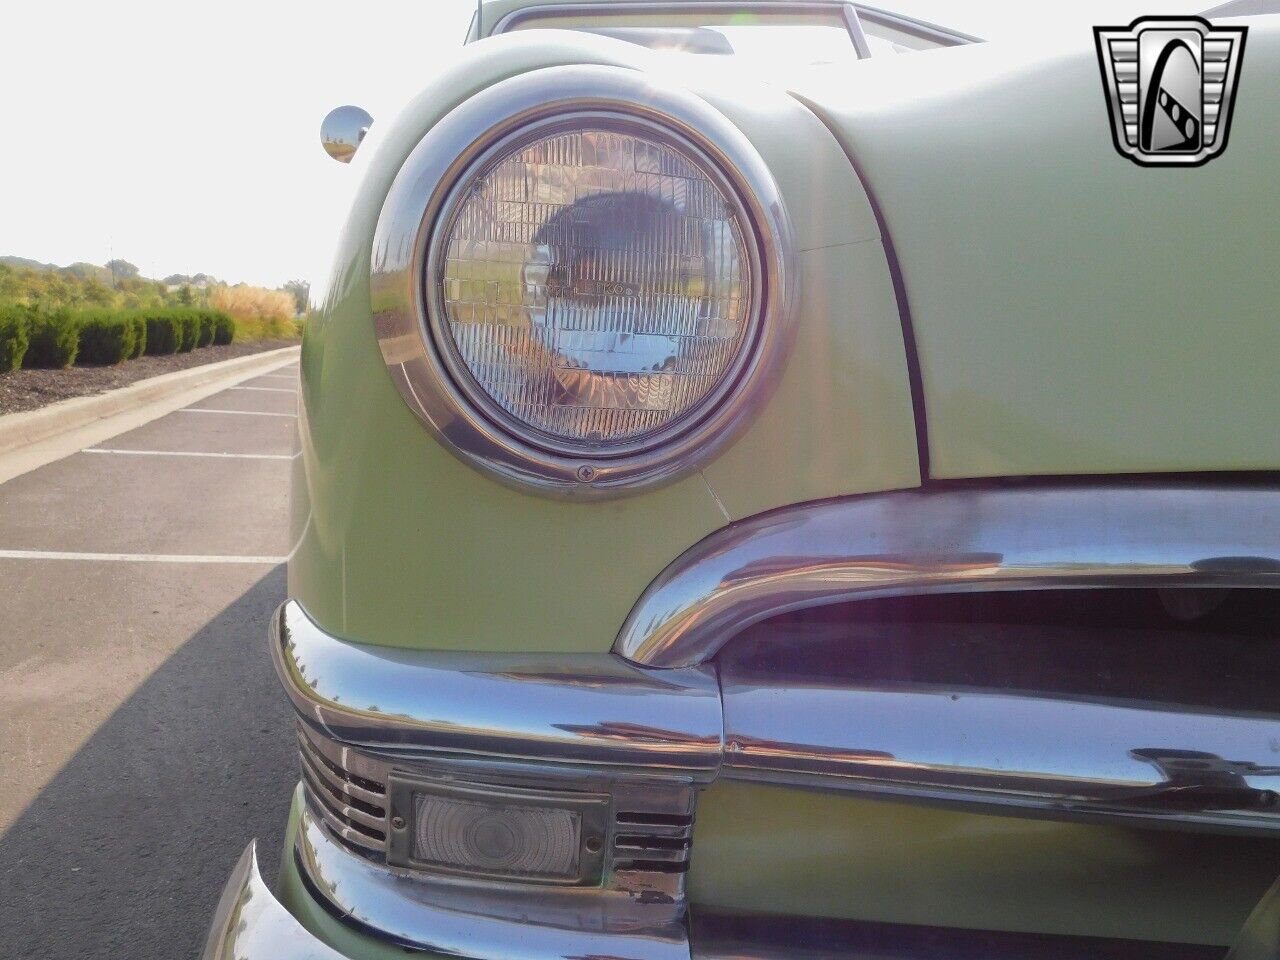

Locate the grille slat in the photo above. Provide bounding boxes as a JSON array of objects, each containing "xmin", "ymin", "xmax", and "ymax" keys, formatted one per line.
[
  {"xmin": 305, "ymin": 789, "xmax": 387, "ymax": 854},
  {"xmin": 614, "ymin": 834, "xmax": 690, "ymax": 859},
  {"xmin": 298, "ymin": 725, "xmax": 388, "ymax": 801},
  {"xmin": 298, "ymin": 737, "xmax": 388, "ymax": 814},
  {"xmin": 301, "ymin": 764, "xmax": 388, "ymax": 840},
  {"xmin": 300, "ymin": 753, "xmax": 388, "ymax": 833},
  {"xmin": 613, "ymin": 808, "xmax": 693, "ymax": 882},
  {"xmin": 297, "ymin": 723, "xmax": 391, "ymax": 857},
  {"xmin": 614, "ymin": 859, "xmax": 689, "ymax": 874}
]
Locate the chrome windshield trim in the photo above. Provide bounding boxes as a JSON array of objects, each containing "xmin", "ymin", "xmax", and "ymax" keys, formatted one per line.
[
  {"xmin": 295, "ymin": 803, "xmax": 692, "ymax": 960},
  {"xmin": 492, "ymin": 1, "xmax": 863, "ymax": 47},
  {"xmin": 614, "ymin": 484, "xmax": 1280, "ymax": 668},
  {"xmin": 272, "ymin": 601, "xmax": 723, "ymax": 778},
  {"xmin": 487, "ymin": 1, "xmax": 976, "ymax": 49}
]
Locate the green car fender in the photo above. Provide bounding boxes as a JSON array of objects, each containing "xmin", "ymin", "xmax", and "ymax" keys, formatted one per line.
[{"xmin": 289, "ymin": 29, "xmax": 920, "ymax": 653}]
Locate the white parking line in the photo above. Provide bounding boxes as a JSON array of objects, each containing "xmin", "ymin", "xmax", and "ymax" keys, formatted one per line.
[
  {"xmin": 230, "ymin": 386, "xmax": 295, "ymax": 394},
  {"xmin": 179, "ymin": 408, "xmax": 297, "ymax": 418},
  {"xmin": 0, "ymin": 549, "xmax": 285, "ymax": 564},
  {"xmin": 84, "ymin": 448, "xmax": 298, "ymax": 461}
]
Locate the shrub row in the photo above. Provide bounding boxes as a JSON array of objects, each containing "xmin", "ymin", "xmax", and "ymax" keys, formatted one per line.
[
  {"xmin": 0, "ymin": 306, "xmax": 238, "ymax": 370},
  {"xmin": 0, "ymin": 306, "xmax": 31, "ymax": 373}
]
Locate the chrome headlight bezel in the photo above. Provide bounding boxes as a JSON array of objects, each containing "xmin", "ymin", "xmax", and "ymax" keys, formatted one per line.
[{"xmin": 371, "ymin": 64, "xmax": 797, "ymax": 496}]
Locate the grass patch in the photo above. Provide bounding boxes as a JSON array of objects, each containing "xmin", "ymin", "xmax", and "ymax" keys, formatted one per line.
[{"xmin": 232, "ymin": 315, "xmax": 298, "ymax": 342}]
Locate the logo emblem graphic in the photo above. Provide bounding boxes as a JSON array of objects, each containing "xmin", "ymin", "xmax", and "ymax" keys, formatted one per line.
[{"xmin": 1094, "ymin": 16, "xmax": 1246, "ymax": 166}]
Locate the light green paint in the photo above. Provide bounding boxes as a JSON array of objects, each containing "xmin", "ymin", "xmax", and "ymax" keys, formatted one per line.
[
  {"xmin": 691, "ymin": 781, "xmax": 1280, "ymax": 946},
  {"xmin": 290, "ymin": 30, "xmax": 921, "ymax": 651},
  {"xmin": 703, "ymin": 240, "xmax": 919, "ymax": 519},
  {"xmin": 790, "ymin": 23, "xmax": 1280, "ymax": 477}
]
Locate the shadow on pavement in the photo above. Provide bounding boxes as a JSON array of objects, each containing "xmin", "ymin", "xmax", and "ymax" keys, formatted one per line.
[{"xmin": 0, "ymin": 566, "xmax": 296, "ymax": 960}]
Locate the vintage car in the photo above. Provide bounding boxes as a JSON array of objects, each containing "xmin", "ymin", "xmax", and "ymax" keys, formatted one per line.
[{"xmin": 203, "ymin": 1, "xmax": 1280, "ymax": 958}]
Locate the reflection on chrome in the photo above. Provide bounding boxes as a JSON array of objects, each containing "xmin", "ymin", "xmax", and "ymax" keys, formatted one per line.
[
  {"xmin": 200, "ymin": 841, "xmax": 346, "ymax": 960},
  {"xmin": 277, "ymin": 591, "xmax": 1280, "ymax": 836},
  {"xmin": 615, "ymin": 484, "xmax": 1280, "ymax": 668},
  {"xmin": 295, "ymin": 802, "xmax": 692, "ymax": 960},
  {"xmin": 272, "ymin": 601, "xmax": 723, "ymax": 776},
  {"xmin": 320, "ymin": 104, "xmax": 372, "ymax": 164},
  {"xmin": 719, "ymin": 662, "xmax": 1280, "ymax": 833}
]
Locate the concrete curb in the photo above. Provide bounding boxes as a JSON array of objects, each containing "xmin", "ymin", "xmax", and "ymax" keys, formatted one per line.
[
  {"xmin": 0, "ymin": 345, "xmax": 300, "ymax": 485},
  {"xmin": 0, "ymin": 346, "xmax": 300, "ymax": 455}
]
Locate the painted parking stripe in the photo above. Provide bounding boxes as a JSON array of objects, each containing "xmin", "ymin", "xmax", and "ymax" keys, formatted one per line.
[
  {"xmin": 0, "ymin": 549, "xmax": 286, "ymax": 564},
  {"xmin": 83, "ymin": 448, "xmax": 299, "ymax": 461},
  {"xmin": 179, "ymin": 408, "xmax": 297, "ymax": 418},
  {"xmin": 230, "ymin": 386, "xmax": 296, "ymax": 394}
]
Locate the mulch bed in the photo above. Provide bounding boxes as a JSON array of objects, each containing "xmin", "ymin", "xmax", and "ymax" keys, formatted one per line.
[{"xmin": 0, "ymin": 339, "xmax": 299, "ymax": 416}]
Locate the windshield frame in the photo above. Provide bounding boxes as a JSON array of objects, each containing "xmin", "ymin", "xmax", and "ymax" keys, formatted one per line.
[{"xmin": 485, "ymin": 1, "xmax": 979, "ymax": 53}]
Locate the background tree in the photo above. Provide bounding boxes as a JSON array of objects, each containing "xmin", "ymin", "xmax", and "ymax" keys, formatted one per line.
[
  {"xmin": 105, "ymin": 259, "xmax": 140, "ymax": 287},
  {"xmin": 283, "ymin": 279, "xmax": 310, "ymax": 316}
]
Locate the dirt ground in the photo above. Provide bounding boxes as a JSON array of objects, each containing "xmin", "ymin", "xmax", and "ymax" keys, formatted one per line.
[{"xmin": 0, "ymin": 338, "xmax": 299, "ymax": 415}]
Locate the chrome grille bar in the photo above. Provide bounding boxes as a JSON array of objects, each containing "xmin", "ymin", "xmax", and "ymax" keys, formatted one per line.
[
  {"xmin": 719, "ymin": 643, "xmax": 1280, "ymax": 835},
  {"xmin": 614, "ymin": 485, "xmax": 1280, "ymax": 669}
]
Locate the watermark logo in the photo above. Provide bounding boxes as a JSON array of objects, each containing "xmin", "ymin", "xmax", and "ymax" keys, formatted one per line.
[{"xmin": 1094, "ymin": 16, "xmax": 1246, "ymax": 166}]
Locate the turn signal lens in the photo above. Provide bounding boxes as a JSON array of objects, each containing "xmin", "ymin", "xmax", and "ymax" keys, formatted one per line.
[
  {"xmin": 413, "ymin": 792, "xmax": 581, "ymax": 880},
  {"xmin": 438, "ymin": 125, "xmax": 754, "ymax": 451}
]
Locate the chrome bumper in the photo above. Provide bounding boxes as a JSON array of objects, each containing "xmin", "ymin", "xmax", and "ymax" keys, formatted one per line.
[
  {"xmin": 247, "ymin": 483, "xmax": 1280, "ymax": 957},
  {"xmin": 276, "ymin": 594, "xmax": 1280, "ymax": 838},
  {"xmin": 292, "ymin": 800, "xmax": 691, "ymax": 959},
  {"xmin": 201, "ymin": 842, "xmax": 346, "ymax": 960},
  {"xmin": 204, "ymin": 818, "xmax": 1258, "ymax": 960}
]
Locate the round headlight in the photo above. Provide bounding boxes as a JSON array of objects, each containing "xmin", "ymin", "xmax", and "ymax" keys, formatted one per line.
[
  {"xmin": 371, "ymin": 65, "xmax": 796, "ymax": 495},
  {"xmin": 436, "ymin": 124, "xmax": 755, "ymax": 453}
]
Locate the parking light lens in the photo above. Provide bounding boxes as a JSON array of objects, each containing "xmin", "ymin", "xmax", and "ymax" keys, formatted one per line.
[{"xmin": 412, "ymin": 792, "xmax": 582, "ymax": 880}]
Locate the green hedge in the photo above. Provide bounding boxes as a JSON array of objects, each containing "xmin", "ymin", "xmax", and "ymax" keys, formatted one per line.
[
  {"xmin": 0, "ymin": 306, "xmax": 245, "ymax": 373},
  {"xmin": 76, "ymin": 311, "xmax": 138, "ymax": 365},
  {"xmin": 0, "ymin": 306, "xmax": 32, "ymax": 372},
  {"xmin": 142, "ymin": 310, "xmax": 182, "ymax": 355},
  {"xmin": 25, "ymin": 309, "xmax": 80, "ymax": 368},
  {"xmin": 195, "ymin": 309, "xmax": 216, "ymax": 347},
  {"xmin": 212, "ymin": 311, "xmax": 234, "ymax": 345},
  {"xmin": 177, "ymin": 310, "xmax": 200, "ymax": 352},
  {"xmin": 121, "ymin": 313, "xmax": 145, "ymax": 360}
]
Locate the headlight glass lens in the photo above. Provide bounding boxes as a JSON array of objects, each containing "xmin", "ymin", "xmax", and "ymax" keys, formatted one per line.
[{"xmin": 438, "ymin": 125, "xmax": 754, "ymax": 450}]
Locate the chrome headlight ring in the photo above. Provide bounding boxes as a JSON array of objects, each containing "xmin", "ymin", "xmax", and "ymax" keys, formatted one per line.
[{"xmin": 371, "ymin": 64, "xmax": 797, "ymax": 497}]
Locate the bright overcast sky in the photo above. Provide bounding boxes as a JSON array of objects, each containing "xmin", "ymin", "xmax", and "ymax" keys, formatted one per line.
[
  {"xmin": 1, "ymin": 0, "xmax": 1228, "ymax": 289},
  {"xmin": 0, "ymin": 0, "xmax": 476, "ymax": 288}
]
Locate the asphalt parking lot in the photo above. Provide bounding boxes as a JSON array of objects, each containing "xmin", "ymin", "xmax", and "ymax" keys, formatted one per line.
[{"xmin": 0, "ymin": 358, "xmax": 301, "ymax": 959}]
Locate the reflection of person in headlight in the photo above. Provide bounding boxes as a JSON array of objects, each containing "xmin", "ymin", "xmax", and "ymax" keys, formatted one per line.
[{"xmin": 520, "ymin": 190, "xmax": 742, "ymax": 435}]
